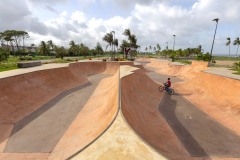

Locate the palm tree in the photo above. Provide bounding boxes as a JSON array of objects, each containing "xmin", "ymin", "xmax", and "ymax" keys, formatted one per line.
[
  {"xmin": 123, "ymin": 29, "xmax": 131, "ymax": 41},
  {"xmin": 113, "ymin": 39, "xmax": 118, "ymax": 50},
  {"xmin": 103, "ymin": 32, "xmax": 113, "ymax": 51},
  {"xmin": 39, "ymin": 41, "xmax": 48, "ymax": 55},
  {"xmin": 129, "ymin": 34, "xmax": 137, "ymax": 47},
  {"xmin": 156, "ymin": 44, "xmax": 161, "ymax": 54},
  {"xmin": 225, "ymin": 37, "xmax": 231, "ymax": 57},
  {"xmin": 47, "ymin": 40, "xmax": 55, "ymax": 56},
  {"xmin": 149, "ymin": 46, "xmax": 152, "ymax": 53},
  {"xmin": 95, "ymin": 42, "xmax": 103, "ymax": 57},
  {"xmin": 123, "ymin": 28, "xmax": 138, "ymax": 58},
  {"xmin": 145, "ymin": 47, "xmax": 148, "ymax": 53},
  {"xmin": 233, "ymin": 37, "xmax": 240, "ymax": 57},
  {"xmin": 69, "ymin": 40, "xmax": 77, "ymax": 56},
  {"xmin": 113, "ymin": 38, "xmax": 118, "ymax": 59}
]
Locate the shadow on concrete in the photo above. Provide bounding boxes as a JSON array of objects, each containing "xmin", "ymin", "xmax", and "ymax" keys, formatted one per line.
[
  {"xmin": 159, "ymin": 93, "xmax": 209, "ymax": 157},
  {"xmin": 10, "ymin": 82, "xmax": 91, "ymax": 136},
  {"xmin": 159, "ymin": 93, "xmax": 240, "ymax": 158},
  {"xmin": 4, "ymin": 74, "xmax": 109, "ymax": 153}
]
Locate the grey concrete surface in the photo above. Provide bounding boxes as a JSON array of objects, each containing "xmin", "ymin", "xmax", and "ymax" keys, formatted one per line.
[
  {"xmin": 146, "ymin": 65, "xmax": 240, "ymax": 158},
  {"xmin": 204, "ymin": 67, "xmax": 240, "ymax": 80},
  {"xmin": 159, "ymin": 93, "xmax": 240, "ymax": 157},
  {"xmin": 4, "ymin": 74, "xmax": 110, "ymax": 153}
]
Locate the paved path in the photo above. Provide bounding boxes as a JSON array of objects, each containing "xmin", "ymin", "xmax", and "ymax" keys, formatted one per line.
[
  {"xmin": 0, "ymin": 63, "xmax": 68, "ymax": 79},
  {"xmin": 204, "ymin": 67, "xmax": 240, "ymax": 80}
]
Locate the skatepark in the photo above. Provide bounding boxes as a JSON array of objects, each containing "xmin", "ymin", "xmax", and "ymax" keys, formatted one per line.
[{"xmin": 0, "ymin": 59, "xmax": 240, "ymax": 160}]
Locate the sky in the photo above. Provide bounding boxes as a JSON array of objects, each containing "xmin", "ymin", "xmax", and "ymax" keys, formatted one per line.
[{"xmin": 0, "ymin": 0, "xmax": 240, "ymax": 55}]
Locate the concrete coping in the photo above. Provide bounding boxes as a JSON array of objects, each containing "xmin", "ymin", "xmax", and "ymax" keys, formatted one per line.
[{"xmin": 17, "ymin": 61, "xmax": 42, "ymax": 68}]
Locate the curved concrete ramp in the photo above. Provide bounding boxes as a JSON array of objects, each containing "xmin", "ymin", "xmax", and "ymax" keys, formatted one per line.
[
  {"xmin": 159, "ymin": 93, "xmax": 240, "ymax": 157},
  {"xmin": 4, "ymin": 74, "xmax": 109, "ymax": 153},
  {"xmin": 122, "ymin": 64, "xmax": 240, "ymax": 159},
  {"xmin": 0, "ymin": 62, "xmax": 119, "ymax": 160},
  {"xmin": 121, "ymin": 68, "xmax": 189, "ymax": 159},
  {"xmin": 145, "ymin": 59, "xmax": 240, "ymax": 135}
]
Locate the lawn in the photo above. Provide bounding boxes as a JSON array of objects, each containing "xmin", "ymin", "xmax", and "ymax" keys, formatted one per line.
[
  {"xmin": 0, "ymin": 56, "xmax": 96, "ymax": 72},
  {"xmin": 0, "ymin": 56, "xmax": 56, "ymax": 72}
]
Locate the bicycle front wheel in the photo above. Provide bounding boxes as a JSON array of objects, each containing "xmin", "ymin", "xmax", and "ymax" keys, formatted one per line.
[{"xmin": 158, "ymin": 86, "xmax": 164, "ymax": 92}]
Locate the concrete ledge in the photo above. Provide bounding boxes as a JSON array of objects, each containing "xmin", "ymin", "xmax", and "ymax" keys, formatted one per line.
[{"xmin": 17, "ymin": 61, "xmax": 42, "ymax": 68}]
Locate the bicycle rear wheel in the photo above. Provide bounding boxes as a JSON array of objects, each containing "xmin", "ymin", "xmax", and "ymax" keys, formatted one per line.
[
  {"xmin": 158, "ymin": 86, "xmax": 164, "ymax": 92},
  {"xmin": 168, "ymin": 89, "xmax": 175, "ymax": 95}
]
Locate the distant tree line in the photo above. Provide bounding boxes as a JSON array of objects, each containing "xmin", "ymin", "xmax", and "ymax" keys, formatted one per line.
[{"xmin": 225, "ymin": 37, "xmax": 240, "ymax": 57}]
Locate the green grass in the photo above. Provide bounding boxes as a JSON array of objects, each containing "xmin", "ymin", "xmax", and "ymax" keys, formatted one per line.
[
  {"xmin": 213, "ymin": 56, "xmax": 240, "ymax": 61},
  {"xmin": 0, "ymin": 63, "xmax": 18, "ymax": 72},
  {"xmin": 229, "ymin": 68, "xmax": 240, "ymax": 75},
  {"xmin": 0, "ymin": 56, "xmax": 56, "ymax": 72},
  {"xmin": 53, "ymin": 58, "xmax": 81, "ymax": 63},
  {"xmin": 175, "ymin": 60, "xmax": 192, "ymax": 65}
]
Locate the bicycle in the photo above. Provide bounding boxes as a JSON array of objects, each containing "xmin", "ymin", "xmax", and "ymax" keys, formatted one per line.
[{"xmin": 159, "ymin": 84, "xmax": 175, "ymax": 95}]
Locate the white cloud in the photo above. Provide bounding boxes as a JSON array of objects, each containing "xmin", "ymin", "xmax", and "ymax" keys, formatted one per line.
[
  {"xmin": 70, "ymin": 11, "xmax": 87, "ymax": 24},
  {"xmin": 60, "ymin": 11, "xmax": 68, "ymax": 17},
  {"xmin": 1, "ymin": 0, "xmax": 240, "ymax": 55}
]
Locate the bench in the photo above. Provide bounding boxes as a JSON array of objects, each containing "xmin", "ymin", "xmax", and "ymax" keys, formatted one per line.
[{"xmin": 17, "ymin": 61, "xmax": 42, "ymax": 68}]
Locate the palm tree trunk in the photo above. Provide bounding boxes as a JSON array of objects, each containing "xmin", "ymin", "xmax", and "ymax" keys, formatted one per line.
[
  {"xmin": 236, "ymin": 45, "xmax": 239, "ymax": 57},
  {"xmin": 229, "ymin": 45, "xmax": 230, "ymax": 57}
]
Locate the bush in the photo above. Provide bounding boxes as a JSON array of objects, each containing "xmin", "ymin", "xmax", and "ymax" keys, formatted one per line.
[
  {"xmin": 0, "ymin": 48, "xmax": 9, "ymax": 61},
  {"xmin": 19, "ymin": 56, "xmax": 32, "ymax": 61},
  {"xmin": 233, "ymin": 62, "xmax": 240, "ymax": 69}
]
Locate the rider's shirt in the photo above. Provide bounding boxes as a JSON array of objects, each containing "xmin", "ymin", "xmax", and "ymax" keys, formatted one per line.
[{"xmin": 167, "ymin": 80, "xmax": 171, "ymax": 87}]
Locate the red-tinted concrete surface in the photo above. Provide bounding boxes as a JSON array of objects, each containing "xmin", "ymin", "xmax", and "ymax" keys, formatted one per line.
[
  {"xmin": 139, "ymin": 59, "xmax": 240, "ymax": 159},
  {"xmin": 121, "ymin": 68, "xmax": 190, "ymax": 160},
  {"xmin": 0, "ymin": 62, "xmax": 121, "ymax": 160},
  {"xmin": 146, "ymin": 59, "xmax": 240, "ymax": 135}
]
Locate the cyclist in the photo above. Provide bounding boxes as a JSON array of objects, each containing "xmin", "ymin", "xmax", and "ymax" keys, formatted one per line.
[{"xmin": 164, "ymin": 78, "xmax": 171, "ymax": 92}]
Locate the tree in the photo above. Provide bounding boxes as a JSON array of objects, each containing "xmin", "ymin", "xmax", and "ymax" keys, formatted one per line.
[
  {"xmin": 0, "ymin": 30, "xmax": 30, "ymax": 56},
  {"xmin": 153, "ymin": 47, "xmax": 156, "ymax": 53},
  {"xmin": 156, "ymin": 44, "xmax": 161, "ymax": 54},
  {"xmin": 38, "ymin": 41, "xmax": 48, "ymax": 55},
  {"xmin": 0, "ymin": 32, "xmax": 4, "ymax": 46},
  {"xmin": 123, "ymin": 29, "xmax": 131, "ymax": 41},
  {"xmin": 47, "ymin": 40, "xmax": 55, "ymax": 56},
  {"xmin": 0, "ymin": 48, "xmax": 9, "ymax": 61},
  {"xmin": 103, "ymin": 32, "xmax": 113, "ymax": 52},
  {"xmin": 113, "ymin": 38, "xmax": 118, "ymax": 51},
  {"xmin": 233, "ymin": 37, "xmax": 240, "ymax": 57},
  {"xmin": 113, "ymin": 38, "xmax": 118, "ymax": 59},
  {"xmin": 69, "ymin": 40, "xmax": 77, "ymax": 56},
  {"xmin": 122, "ymin": 28, "xmax": 139, "ymax": 58},
  {"xmin": 145, "ymin": 47, "xmax": 148, "ymax": 53},
  {"xmin": 55, "ymin": 46, "xmax": 67, "ymax": 59},
  {"xmin": 78, "ymin": 43, "xmax": 89, "ymax": 57},
  {"xmin": 149, "ymin": 46, "xmax": 152, "ymax": 53},
  {"xmin": 225, "ymin": 37, "xmax": 231, "ymax": 57},
  {"xmin": 20, "ymin": 31, "xmax": 29, "ymax": 52},
  {"xmin": 95, "ymin": 42, "xmax": 103, "ymax": 56},
  {"xmin": 2, "ymin": 30, "xmax": 15, "ymax": 52}
]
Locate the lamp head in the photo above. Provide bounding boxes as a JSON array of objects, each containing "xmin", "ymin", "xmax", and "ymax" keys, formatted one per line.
[{"xmin": 212, "ymin": 18, "xmax": 219, "ymax": 22}]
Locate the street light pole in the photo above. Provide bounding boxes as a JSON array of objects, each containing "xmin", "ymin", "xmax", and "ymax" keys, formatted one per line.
[
  {"xmin": 209, "ymin": 18, "xmax": 219, "ymax": 66},
  {"xmin": 173, "ymin": 35, "xmax": 176, "ymax": 51}
]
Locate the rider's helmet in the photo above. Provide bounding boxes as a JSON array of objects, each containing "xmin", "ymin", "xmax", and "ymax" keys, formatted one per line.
[{"xmin": 168, "ymin": 78, "xmax": 170, "ymax": 80}]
